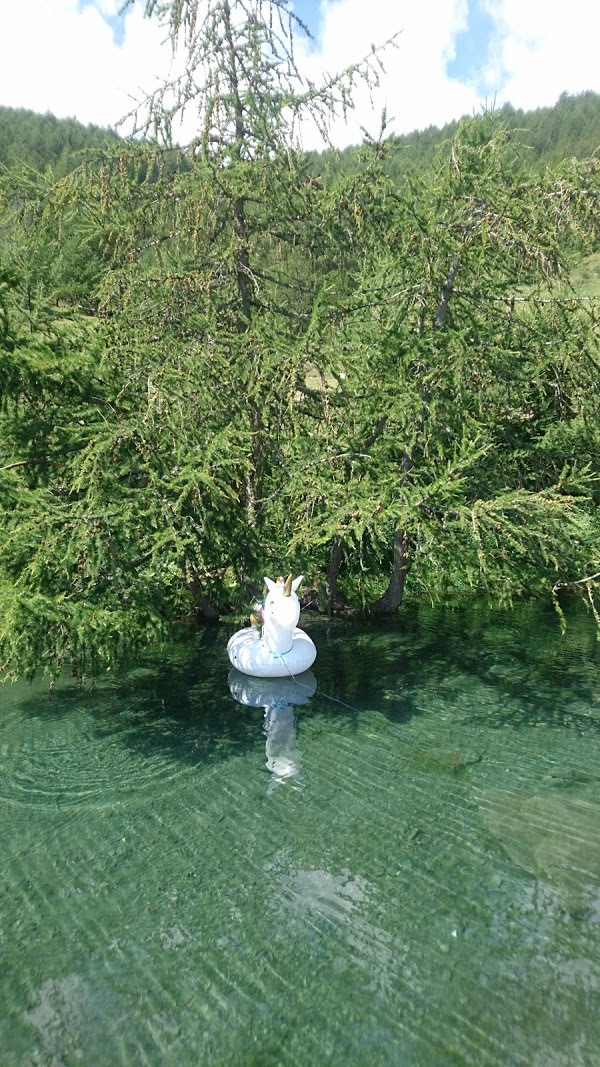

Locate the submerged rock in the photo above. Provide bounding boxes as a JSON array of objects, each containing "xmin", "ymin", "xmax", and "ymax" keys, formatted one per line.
[
  {"xmin": 541, "ymin": 768, "xmax": 599, "ymax": 789},
  {"xmin": 422, "ymin": 748, "xmax": 482, "ymax": 771},
  {"xmin": 479, "ymin": 789, "xmax": 600, "ymax": 914}
]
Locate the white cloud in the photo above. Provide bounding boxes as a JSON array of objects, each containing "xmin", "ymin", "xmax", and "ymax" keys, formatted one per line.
[
  {"xmin": 1, "ymin": 0, "xmax": 599, "ymax": 148},
  {"xmin": 0, "ymin": 0, "xmax": 165, "ymax": 131},
  {"xmin": 295, "ymin": 0, "xmax": 482, "ymax": 147},
  {"xmin": 482, "ymin": 0, "xmax": 600, "ymax": 111},
  {"xmin": 92, "ymin": 0, "xmax": 124, "ymax": 15}
]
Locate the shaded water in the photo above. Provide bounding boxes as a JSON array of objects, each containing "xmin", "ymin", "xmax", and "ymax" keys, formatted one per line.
[{"xmin": 1, "ymin": 601, "xmax": 599, "ymax": 1065}]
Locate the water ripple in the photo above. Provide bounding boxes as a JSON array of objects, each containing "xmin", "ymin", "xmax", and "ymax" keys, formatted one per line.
[{"xmin": 0, "ymin": 718, "xmax": 194, "ymax": 810}]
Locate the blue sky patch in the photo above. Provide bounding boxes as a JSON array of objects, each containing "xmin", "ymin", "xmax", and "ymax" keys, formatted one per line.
[
  {"xmin": 291, "ymin": 0, "xmax": 324, "ymax": 47},
  {"xmin": 78, "ymin": 1, "xmax": 127, "ymax": 46},
  {"xmin": 447, "ymin": 0, "xmax": 495, "ymax": 88}
]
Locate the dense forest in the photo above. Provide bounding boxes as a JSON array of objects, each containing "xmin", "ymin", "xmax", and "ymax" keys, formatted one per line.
[
  {"xmin": 0, "ymin": 1, "xmax": 599, "ymax": 681},
  {"xmin": 311, "ymin": 90, "xmax": 600, "ymax": 182},
  {"xmin": 2, "ymin": 89, "xmax": 600, "ymax": 179},
  {"xmin": 0, "ymin": 107, "xmax": 120, "ymax": 175}
]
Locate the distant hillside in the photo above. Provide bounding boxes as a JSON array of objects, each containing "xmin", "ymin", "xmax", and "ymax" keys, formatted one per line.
[
  {"xmin": 309, "ymin": 90, "xmax": 600, "ymax": 182},
  {"xmin": 2, "ymin": 90, "xmax": 600, "ymax": 183},
  {"xmin": 0, "ymin": 107, "xmax": 121, "ymax": 174}
]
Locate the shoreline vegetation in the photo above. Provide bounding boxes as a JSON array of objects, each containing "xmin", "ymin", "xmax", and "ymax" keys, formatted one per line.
[{"xmin": 0, "ymin": 3, "xmax": 598, "ymax": 680}]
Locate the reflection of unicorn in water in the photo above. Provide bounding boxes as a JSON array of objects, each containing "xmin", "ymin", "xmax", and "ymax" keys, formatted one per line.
[
  {"xmin": 228, "ymin": 669, "xmax": 317, "ymax": 789},
  {"xmin": 264, "ymin": 702, "xmax": 301, "ymax": 783}
]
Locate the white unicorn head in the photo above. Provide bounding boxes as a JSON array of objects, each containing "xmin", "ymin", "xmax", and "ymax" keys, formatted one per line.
[{"xmin": 262, "ymin": 574, "xmax": 303, "ymax": 656}]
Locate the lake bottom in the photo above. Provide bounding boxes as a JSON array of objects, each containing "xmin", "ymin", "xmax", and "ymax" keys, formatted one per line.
[{"xmin": 1, "ymin": 601, "xmax": 599, "ymax": 1065}]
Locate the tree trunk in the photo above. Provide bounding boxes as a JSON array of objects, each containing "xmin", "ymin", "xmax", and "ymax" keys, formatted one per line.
[
  {"xmin": 434, "ymin": 256, "xmax": 460, "ymax": 329},
  {"xmin": 245, "ymin": 399, "xmax": 262, "ymax": 528},
  {"xmin": 369, "ymin": 527, "xmax": 410, "ymax": 614},
  {"xmin": 326, "ymin": 535, "xmax": 344, "ymax": 613},
  {"xmin": 370, "ymin": 258, "xmax": 458, "ymax": 612},
  {"xmin": 223, "ymin": 0, "xmax": 259, "ymax": 524}
]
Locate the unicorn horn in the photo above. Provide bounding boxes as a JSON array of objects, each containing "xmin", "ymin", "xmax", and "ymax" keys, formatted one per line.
[{"xmin": 283, "ymin": 574, "xmax": 293, "ymax": 597}]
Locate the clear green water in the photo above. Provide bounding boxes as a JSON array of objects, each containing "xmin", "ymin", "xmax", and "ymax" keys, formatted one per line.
[{"xmin": 1, "ymin": 602, "xmax": 599, "ymax": 1066}]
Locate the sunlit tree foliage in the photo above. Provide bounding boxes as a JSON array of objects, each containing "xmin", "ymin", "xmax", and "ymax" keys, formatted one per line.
[{"xmin": 0, "ymin": 4, "xmax": 598, "ymax": 680}]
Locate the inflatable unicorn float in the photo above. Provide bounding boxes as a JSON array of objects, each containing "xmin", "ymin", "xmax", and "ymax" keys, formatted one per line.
[{"xmin": 227, "ymin": 574, "xmax": 316, "ymax": 678}]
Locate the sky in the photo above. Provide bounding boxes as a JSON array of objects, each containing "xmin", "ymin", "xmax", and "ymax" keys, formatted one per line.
[{"xmin": 1, "ymin": 0, "xmax": 599, "ymax": 149}]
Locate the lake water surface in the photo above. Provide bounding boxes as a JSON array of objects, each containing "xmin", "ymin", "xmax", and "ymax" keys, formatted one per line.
[{"xmin": 1, "ymin": 601, "xmax": 599, "ymax": 1065}]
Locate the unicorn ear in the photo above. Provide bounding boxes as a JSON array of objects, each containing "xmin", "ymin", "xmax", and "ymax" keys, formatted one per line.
[
  {"xmin": 264, "ymin": 577, "xmax": 277, "ymax": 592},
  {"xmin": 292, "ymin": 575, "xmax": 303, "ymax": 593}
]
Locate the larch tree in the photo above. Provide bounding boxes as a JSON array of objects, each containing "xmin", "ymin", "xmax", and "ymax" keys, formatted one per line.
[
  {"xmin": 2, "ymin": 8, "xmax": 599, "ymax": 683},
  {"xmin": 271, "ymin": 117, "xmax": 600, "ymax": 623},
  {"xmin": 0, "ymin": 0, "xmax": 391, "ymax": 678}
]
